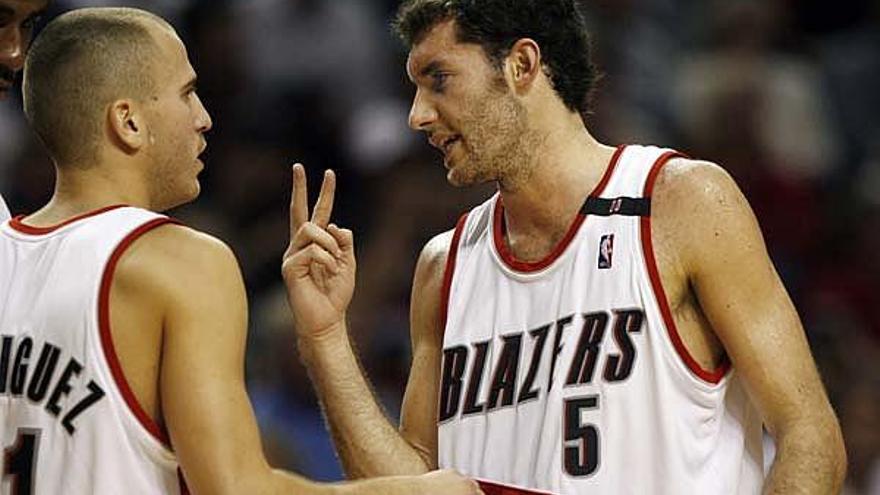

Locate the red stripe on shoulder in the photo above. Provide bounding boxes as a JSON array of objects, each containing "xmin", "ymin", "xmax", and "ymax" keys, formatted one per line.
[
  {"xmin": 98, "ymin": 217, "xmax": 180, "ymax": 447},
  {"xmin": 640, "ymin": 152, "xmax": 730, "ymax": 384},
  {"xmin": 9, "ymin": 205, "xmax": 128, "ymax": 235},
  {"xmin": 440, "ymin": 213, "xmax": 469, "ymax": 331}
]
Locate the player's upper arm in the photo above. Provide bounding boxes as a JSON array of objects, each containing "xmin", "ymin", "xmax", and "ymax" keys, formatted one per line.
[
  {"xmin": 653, "ymin": 160, "xmax": 840, "ymax": 441},
  {"xmin": 128, "ymin": 224, "xmax": 312, "ymax": 494},
  {"xmin": 399, "ymin": 229, "xmax": 455, "ymax": 469}
]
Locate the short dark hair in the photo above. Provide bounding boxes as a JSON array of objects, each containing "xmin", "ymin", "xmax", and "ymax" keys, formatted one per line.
[
  {"xmin": 393, "ymin": 0, "xmax": 599, "ymax": 118},
  {"xmin": 23, "ymin": 8, "xmax": 171, "ymax": 166}
]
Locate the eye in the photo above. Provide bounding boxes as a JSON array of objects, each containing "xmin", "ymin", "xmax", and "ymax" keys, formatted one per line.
[
  {"xmin": 21, "ymin": 15, "xmax": 42, "ymax": 32},
  {"xmin": 431, "ymin": 72, "xmax": 449, "ymax": 93}
]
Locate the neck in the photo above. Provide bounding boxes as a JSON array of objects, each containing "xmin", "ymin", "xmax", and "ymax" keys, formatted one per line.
[
  {"xmin": 498, "ymin": 114, "xmax": 617, "ymax": 261},
  {"xmin": 25, "ymin": 161, "xmax": 152, "ymax": 226}
]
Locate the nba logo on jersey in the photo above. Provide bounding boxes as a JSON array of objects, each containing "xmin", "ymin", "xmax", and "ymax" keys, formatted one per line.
[{"xmin": 598, "ymin": 234, "xmax": 614, "ymax": 269}]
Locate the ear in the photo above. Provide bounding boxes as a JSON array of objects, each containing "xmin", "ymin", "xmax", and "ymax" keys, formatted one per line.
[
  {"xmin": 107, "ymin": 99, "xmax": 147, "ymax": 153},
  {"xmin": 504, "ymin": 38, "xmax": 542, "ymax": 94}
]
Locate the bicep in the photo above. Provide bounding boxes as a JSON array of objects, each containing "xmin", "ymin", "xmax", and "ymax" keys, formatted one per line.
[
  {"xmin": 399, "ymin": 232, "xmax": 451, "ymax": 468},
  {"xmin": 158, "ymin": 235, "xmax": 271, "ymax": 493}
]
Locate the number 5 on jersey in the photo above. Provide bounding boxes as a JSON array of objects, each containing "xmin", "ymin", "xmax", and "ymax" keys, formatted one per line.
[{"xmin": 563, "ymin": 396, "xmax": 599, "ymax": 477}]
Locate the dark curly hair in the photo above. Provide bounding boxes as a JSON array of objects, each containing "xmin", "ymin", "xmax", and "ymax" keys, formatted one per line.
[{"xmin": 393, "ymin": 0, "xmax": 599, "ymax": 118}]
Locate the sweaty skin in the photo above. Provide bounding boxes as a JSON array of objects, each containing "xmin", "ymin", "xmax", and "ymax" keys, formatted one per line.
[{"xmin": 287, "ymin": 18, "xmax": 846, "ymax": 495}]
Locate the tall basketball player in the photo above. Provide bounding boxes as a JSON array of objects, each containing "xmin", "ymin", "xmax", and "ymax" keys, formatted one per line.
[
  {"xmin": 285, "ymin": 0, "xmax": 847, "ymax": 493},
  {"xmin": 0, "ymin": 0, "xmax": 48, "ymax": 221},
  {"xmin": 0, "ymin": 7, "xmax": 482, "ymax": 495}
]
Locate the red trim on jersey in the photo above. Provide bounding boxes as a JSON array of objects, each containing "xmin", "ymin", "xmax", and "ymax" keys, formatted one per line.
[
  {"xmin": 493, "ymin": 144, "xmax": 626, "ymax": 273},
  {"xmin": 640, "ymin": 152, "xmax": 730, "ymax": 384},
  {"xmin": 98, "ymin": 217, "xmax": 179, "ymax": 447},
  {"xmin": 476, "ymin": 479, "xmax": 555, "ymax": 495},
  {"xmin": 9, "ymin": 204, "xmax": 128, "ymax": 235},
  {"xmin": 440, "ymin": 213, "xmax": 469, "ymax": 330}
]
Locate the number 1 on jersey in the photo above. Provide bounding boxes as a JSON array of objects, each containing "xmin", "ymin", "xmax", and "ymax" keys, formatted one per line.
[
  {"xmin": 563, "ymin": 396, "xmax": 600, "ymax": 477},
  {"xmin": 3, "ymin": 428, "xmax": 41, "ymax": 495}
]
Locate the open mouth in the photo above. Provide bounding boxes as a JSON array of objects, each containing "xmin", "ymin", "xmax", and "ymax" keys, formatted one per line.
[{"xmin": 440, "ymin": 135, "xmax": 461, "ymax": 155}]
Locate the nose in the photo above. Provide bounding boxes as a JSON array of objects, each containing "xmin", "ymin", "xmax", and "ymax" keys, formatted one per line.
[
  {"xmin": 194, "ymin": 92, "xmax": 213, "ymax": 133},
  {"xmin": 0, "ymin": 26, "xmax": 26, "ymax": 73},
  {"xmin": 408, "ymin": 89, "xmax": 437, "ymax": 131}
]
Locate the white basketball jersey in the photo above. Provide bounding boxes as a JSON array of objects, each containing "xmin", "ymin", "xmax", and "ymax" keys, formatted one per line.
[
  {"xmin": 0, "ymin": 206, "xmax": 187, "ymax": 495},
  {"xmin": 438, "ymin": 145, "xmax": 765, "ymax": 494}
]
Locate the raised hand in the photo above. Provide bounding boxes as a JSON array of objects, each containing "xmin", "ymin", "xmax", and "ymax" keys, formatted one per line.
[{"xmin": 282, "ymin": 164, "xmax": 356, "ymax": 339}]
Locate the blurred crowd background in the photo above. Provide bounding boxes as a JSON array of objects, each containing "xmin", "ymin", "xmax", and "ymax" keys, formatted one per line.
[{"xmin": 1, "ymin": 0, "xmax": 878, "ymax": 492}]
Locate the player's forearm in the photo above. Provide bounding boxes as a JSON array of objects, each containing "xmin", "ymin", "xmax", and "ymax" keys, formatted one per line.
[
  {"xmin": 267, "ymin": 470, "xmax": 339, "ymax": 495},
  {"xmin": 763, "ymin": 417, "xmax": 846, "ymax": 494},
  {"xmin": 190, "ymin": 457, "xmax": 418, "ymax": 495},
  {"xmin": 186, "ymin": 462, "xmax": 335, "ymax": 495},
  {"xmin": 298, "ymin": 323, "xmax": 432, "ymax": 478},
  {"xmin": 268, "ymin": 469, "xmax": 399, "ymax": 495}
]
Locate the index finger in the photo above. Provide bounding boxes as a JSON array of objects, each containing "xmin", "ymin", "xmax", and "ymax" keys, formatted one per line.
[
  {"xmin": 290, "ymin": 163, "xmax": 309, "ymax": 232},
  {"xmin": 311, "ymin": 169, "xmax": 336, "ymax": 228}
]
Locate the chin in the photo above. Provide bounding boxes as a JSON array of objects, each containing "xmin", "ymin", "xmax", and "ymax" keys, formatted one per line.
[
  {"xmin": 156, "ymin": 183, "xmax": 201, "ymax": 212},
  {"xmin": 447, "ymin": 162, "xmax": 492, "ymax": 188},
  {"xmin": 183, "ymin": 181, "xmax": 202, "ymax": 204}
]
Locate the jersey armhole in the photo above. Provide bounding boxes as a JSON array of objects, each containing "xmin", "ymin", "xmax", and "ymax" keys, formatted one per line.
[
  {"xmin": 639, "ymin": 152, "xmax": 730, "ymax": 384},
  {"xmin": 97, "ymin": 217, "xmax": 180, "ymax": 448},
  {"xmin": 439, "ymin": 212, "xmax": 469, "ymax": 332}
]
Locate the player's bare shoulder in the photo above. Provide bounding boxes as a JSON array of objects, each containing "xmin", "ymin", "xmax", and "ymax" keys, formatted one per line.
[
  {"xmin": 113, "ymin": 223, "xmax": 243, "ymax": 304},
  {"xmin": 415, "ymin": 229, "xmax": 456, "ymax": 284},
  {"xmin": 410, "ymin": 229, "xmax": 456, "ymax": 342},
  {"xmin": 651, "ymin": 157, "xmax": 764, "ymax": 274},
  {"xmin": 652, "ymin": 158, "xmax": 745, "ymax": 220}
]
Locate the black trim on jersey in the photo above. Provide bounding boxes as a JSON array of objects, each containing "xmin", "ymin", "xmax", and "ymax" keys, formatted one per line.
[{"xmin": 581, "ymin": 196, "xmax": 651, "ymax": 217}]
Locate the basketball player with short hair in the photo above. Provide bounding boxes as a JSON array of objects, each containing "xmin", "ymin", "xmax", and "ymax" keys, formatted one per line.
[
  {"xmin": 285, "ymin": 0, "xmax": 847, "ymax": 493},
  {"xmin": 0, "ymin": 7, "xmax": 482, "ymax": 494},
  {"xmin": 0, "ymin": 0, "xmax": 48, "ymax": 221}
]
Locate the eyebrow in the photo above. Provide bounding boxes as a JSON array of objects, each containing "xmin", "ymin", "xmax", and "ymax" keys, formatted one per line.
[
  {"xmin": 0, "ymin": 5, "xmax": 46, "ymax": 19},
  {"xmin": 181, "ymin": 77, "xmax": 197, "ymax": 93},
  {"xmin": 419, "ymin": 60, "xmax": 444, "ymax": 78}
]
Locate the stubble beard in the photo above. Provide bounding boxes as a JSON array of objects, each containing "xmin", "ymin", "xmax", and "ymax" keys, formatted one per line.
[
  {"xmin": 448, "ymin": 85, "xmax": 538, "ymax": 189},
  {"xmin": 146, "ymin": 134, "xmax": 199, "ymax": 212}
]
